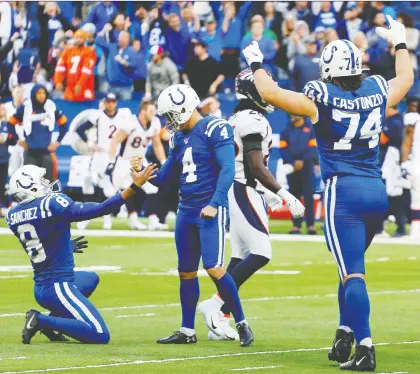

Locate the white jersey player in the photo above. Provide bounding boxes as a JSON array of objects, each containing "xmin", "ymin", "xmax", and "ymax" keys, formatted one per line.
[
  {"xmin": 109, "ymin": 100, "xmax": 167, "ymax": 230},
  {"xmin": 5, "ymin": 85, "xmax": 25, "ymax": 177},
  {"xmin": 199, "ymin": 69, "xmax": 305, "ymax": 341},
  {"xmin": 72, "ymin": 93, "xmax": 132, "ymax": 230},
  {"xmin": 402, "ymin": 99, "xmax": 420, "ymax": 238}
]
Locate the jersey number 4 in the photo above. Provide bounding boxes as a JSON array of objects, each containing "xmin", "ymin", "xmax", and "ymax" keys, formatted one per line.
[
  {"xmin": 182, "ymin": 147, "xmax": 197, "ymax": 183},
  {"xmin": 333, "ymin": 107, "xmax": 381, "ymax": 150}
]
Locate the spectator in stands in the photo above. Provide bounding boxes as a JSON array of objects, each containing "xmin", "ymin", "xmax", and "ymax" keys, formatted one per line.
[
  {"xmin": 243, "ymin": 15, "xmax": 279, "ymax": 44},
  {"xmin": 81, "ymin": 23, "xmax": 103, "ymax": 91},
  {"xmin": 286, "ymin": 20, "xmax": 310, "ymax": 62},
  {"xmin": 132, "ymin": 39, "xmax": 147, "ymax": 93},
  {"xmin": 9, "ymin": 51, "xmax": 41, "ymax": 98},
  {"xmin": 145, "ymin": 45, "xmax": 179, "ymax": 101},
  {"xmin": 336, "ymin": 2, "xmax": 363, "ymax": 41},
  {"xmin": 183, "ymin": 41, "xmax": 225, "ymax": 98},
  {"xmin": 220, "ymin": 1, "xmax": 252, "ymax": 78},
  {"xmin": 277, "ymin": 14, "xmax": 297, "ymax": 70},
  {"xmin": 107, "ymin": 13, "xmax": 132, "ymax": 42},
  {"xmin": 164, "ymin": 13, "xmax": 191, "ymax": 71},
  {"xmin": 353, "ymin": 31, "xmax": 370, "ymax": 69},
  {"xmin": 8, "ymin": 84, "xmax": 68, "ymax": 181},
  {"xmin": 145, "ymin": 5, "xmax": 166, "ymax": 53},
  {"xmin": 47, "ymin": 30, "xmax": 70, "ymax": 83},
  {"xmin": 199, "ymin": 96, "xmax": 223, "ymax": 118},
  {"xmin": 54, "ymin": 30, "xmax": 97, "ymax": 102},
  {"xmin": 199, "ymin": 16, "xmax": 222, "ymax": 62},
  {"xmin": 37, "ymin": 2, "xmax": 74, "ymax": 69},
  {"xmin": 0, "ymin": 32, "xmax": 20, "ymax": 97},
  {"xmin": 288, "ymin": 1, "xmax": 312, "ymax": 28},
  {"xmin": 180, "ymin": 4, "xmax": 200, "ymax": 36},
  {"xmin": 371, "ymin": 1, "xmax": 397, "ymax": 19},
  {"xmin": 0, "ymin": 104, "xmax": 9, "ymax": 212},
  {"xmin": 280, "ymin": 115, "xmax": 318, "ymax": 235},
  {"xmin": 397, "ymin": 13, "xmax": 419, "ymax": 73},
  {"xmin": 86, "ymin": 1, "xmax": 118, "ymax": 33},
  {"xmin": 132, "ymin": 6, "xmax": 149, "ymax": 46},
  {"xmin": 322, "ymin": 28, "xmax": 339, "ymax": 48},
  {"xmin": 313, "ymin": 1, "xmax": 338, "ymax": 30},
  {"xmin": 241, "ymin": 17, "xmax": 277, "ymax": 74},
  {"xmin": 0, "ymin": 2, "xmax": 13, "ymax": 49},
  {"xmin": 289, "ymin": 36, "xmax": 320, "ymax": 92},
  {"xmin": 262, "ymin": 2, "xmax": 283, "ymax": 42},
  {"xmin": 366, "ymin": 12, "xmax": 386, "ymax": 47},
  {"xmin": 96, "ymin": 30, "xmax": 136, "ymax": 100}
]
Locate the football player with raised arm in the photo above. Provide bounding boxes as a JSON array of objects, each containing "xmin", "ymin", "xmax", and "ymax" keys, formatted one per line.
[
  {"xmin": 7, "ymin": 161, "xmax": 157, "ymax": 344},
  {"xmin": 199, "ymin": 69, "xmax": 305, "ymax": 341},
  {"xmin": 242, "ymin": 16, "xmax": 413, "ymax": 371},
  {"xmin": 131, "ymin": 84, "xmax": 254, "ymax": 347}
]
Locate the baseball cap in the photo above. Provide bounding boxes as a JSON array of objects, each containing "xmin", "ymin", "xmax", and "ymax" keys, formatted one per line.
[
  {"xmin": 81, "ymin": 23, "xmax": 96, "ymax": 34},
  {"xmin": 150, "ymin": 45, "xmax": 164, "ymax": 56},
  {"xmin": 104, "ymin": 93, "xmax": 117, "ymax": 101},
  {"xmin": 205, "ymin": 15, "xmax": 215, "ymax": 24}
]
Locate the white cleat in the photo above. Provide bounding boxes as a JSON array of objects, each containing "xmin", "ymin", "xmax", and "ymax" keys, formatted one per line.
[
  {"xmin": 129, "ymin": 214, "xmax": 147, "ymax": 230},
  {"xmin": 207, "ymin": 313, "xmax": 239, "ymax": 341},
  {"xmin": 102, "ymin": 215, "xmax": 112, "ymax": 230},
  {"xmin": 117, "ymin": 205, "xmax": 129, "ymax": 219},
  {"xmin": 77, "ymin": 220, "xmax": 90, "ymax": 230},
  {"xmin": 376, "ymin": 231, "xmax": 390, "ymax": 238},
  {"xmin": 198, "ymin": 295, "xmax": 225, "ymax": 337},
  {"xmin": 148, "ymin": 215, "xmax": 168, "ymax": 231}
]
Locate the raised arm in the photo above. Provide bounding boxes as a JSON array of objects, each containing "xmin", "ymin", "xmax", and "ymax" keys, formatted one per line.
[
  {"xmin": 376, "ymin": 16, "xmax": 414, "ymax": 109},
  {"xmin": 242, "ymin": 41, "xmax": 318, "ymax": 123}
]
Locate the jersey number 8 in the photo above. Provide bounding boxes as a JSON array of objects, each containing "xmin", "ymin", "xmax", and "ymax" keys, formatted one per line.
[{"xmin": 17, "ymin": 223, "xmax": 46, "ymax": 263}]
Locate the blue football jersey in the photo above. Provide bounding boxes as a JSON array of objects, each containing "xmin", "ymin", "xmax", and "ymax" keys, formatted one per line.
[
  {"xmin": 303, "ymin": 75, "xmax": 388, "ymax": 181},
  {"xmin": 7, "ymin": 193, "xmax": 75, "ymax": 284},
  {"xmin": 170, "ymin": 116, "xmax": 234, "ymax": 210}
]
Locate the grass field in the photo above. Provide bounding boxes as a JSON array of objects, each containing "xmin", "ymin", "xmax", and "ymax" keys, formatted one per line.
[{"xmin": 1, "ymin": 218, "xmax": 419, "ymax": 374}]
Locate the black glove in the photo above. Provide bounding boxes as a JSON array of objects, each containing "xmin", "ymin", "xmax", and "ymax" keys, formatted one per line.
[{"xmin": 71, "ymin": 236, "xmax": 88, "ymax": 254}]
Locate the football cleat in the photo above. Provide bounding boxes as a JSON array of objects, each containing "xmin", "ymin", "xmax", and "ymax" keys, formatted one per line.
[
  {"xmin": 22, "ymin": 309, "xmax": 41, "ymax": 344},
  {"xmin": 328, "ymin": 329, "xmax": 355, "ymax": 363},
  {"xmin": 236, "ymin": 321, "xmax": 253, "ymax": 347},
  {"xmin": 77, "ymin": 220, "xmax": 90, "ymax": 230},
  {"xmin": 207, "ymin": 312, "xmax": 239, "ymax": 341},
  {"xmin": 102, "ymin": 215, "xmax": 112, "ymax": 230},
  {"xmin": 307, "ymin": 226, "xmax": 317, "ymax": 235},
  {"xmin": 340, "ymin": 345, "xmax": 376, "ymax": 371},
  {"xmin": 40, "ymin": 329, "xmax": 69, "ymax": 342},
  {"xmin": 129, "ymin": 215, "xmax": 147, "ymax": 230},
  {"xmin": 288, "ymin": 227, "xmax": 302, "ymax": 235},
  {"xmin": 198, "ymin": 297, "xmax": 224, "ymax": 337},
  {"xmin": 157, "ymin": 331, "xmax": 197, "ymax": 344}
]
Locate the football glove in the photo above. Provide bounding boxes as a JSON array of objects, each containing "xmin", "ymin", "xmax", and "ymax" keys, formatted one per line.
[
  {"xmin": 242, "ymin": 41, "xmax": 264, "ymax": 66},
  {"xmin": 262, "ymin": 188, "xmax": 283, "ymax": 211},
  {"xmin": 277, "ymin": 188, "xmax": 305, "ymax": 218},
  {"xmin": 376, "ymin": 15, "xmax": 406, "ymax": 46},
  {"xmin": 71, "ymin": 236, "xmax": 88, "ymax": 254}
]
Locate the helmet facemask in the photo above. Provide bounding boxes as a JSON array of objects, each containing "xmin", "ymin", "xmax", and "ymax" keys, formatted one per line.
[{"xmin": 163, "ymin": 110, "xmax": 187, "ymax": 133}]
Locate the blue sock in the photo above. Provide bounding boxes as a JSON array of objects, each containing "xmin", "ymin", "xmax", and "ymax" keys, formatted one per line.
[
  {"xmin": 338, "ymin": 281, "xmax": 351, "ymax": 328},
  {"xmin": 214, "ymin": 272, "xmax": 245, "ymax": 323},
  {"xmin": 37, "ymin": 314, "xmax": 109, "ymax": 344},
  {"xmin": 344, "ymin": 277, "xmax": 371, "ymax": 343},
  {"xmin": 180, "ymin": 278, "xmax": 199, "ymax": 329},
  {"xmin": 221, "ymin": 254, "xmax": 269, "ymax": 315}
]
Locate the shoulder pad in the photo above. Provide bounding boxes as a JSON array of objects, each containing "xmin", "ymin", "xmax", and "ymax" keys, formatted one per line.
[
  {"xmin": 302, "ymin": 80, "xmax": 329, "ymax": 106},
  {"xmin": 204, "ymin": 118, "xmax": 229, "ymax": 137},
  {"xmin": 40, "ymin": 193, "xmax": 73, "ymax": 218},
  {"xmin": 368, "ymin": 75, "xmax": 389, "ymax": 97}
]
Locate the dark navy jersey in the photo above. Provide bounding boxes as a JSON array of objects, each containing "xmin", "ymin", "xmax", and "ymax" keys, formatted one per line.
[
  {"xmin": 303, "ymin": 75, "xmax": 388, "ymax": 181},
  {"xmin": 157, "ymin": 116, "xmax": 234, "ymax": 210},
  {"xmin": 7, "ymin": 193, "xmax": 75, "ymax": 284}
]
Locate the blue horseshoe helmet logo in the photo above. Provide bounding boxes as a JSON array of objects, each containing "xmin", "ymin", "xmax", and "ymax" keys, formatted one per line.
[
  {"xmin": 323, "ymin": 46, "xmax": 338, "ymax": 64},
  {"xmin": 16, "ymin": 172, "xmax": 35, "ymax": 189},
  {"xmin": 169, "ymin": 87, "xmax": 186, "ymax": 105}
]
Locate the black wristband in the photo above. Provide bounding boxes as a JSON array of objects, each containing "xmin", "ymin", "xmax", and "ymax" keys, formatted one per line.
[
  {"xmin": 395, "ymin": 43, "xmax": 407, "ymax": 51},
  {"xmin": 130, "ymin": 183, "xmax": 141, "ymax": 192},
  {"xmin": 250, "ymin": 62, "xmax": 263, "ymax": 73}
]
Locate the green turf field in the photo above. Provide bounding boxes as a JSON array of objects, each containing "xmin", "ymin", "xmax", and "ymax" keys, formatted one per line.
[{"xmin": 1, "ymin": 223, "xmax": 419, "ymax": 373}]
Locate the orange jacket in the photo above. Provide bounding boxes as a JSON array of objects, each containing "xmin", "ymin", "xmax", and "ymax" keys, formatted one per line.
[{"xmin": 54, "ymin": 45, "xmax": 96, "ymax": 102}]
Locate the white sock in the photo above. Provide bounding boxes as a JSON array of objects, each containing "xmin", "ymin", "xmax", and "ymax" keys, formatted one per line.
[
  {"xmin": 359, "ymin": 337, "xmax": 373, "ymax": 347},
  {"xmin": 339, "ymin": 325, "xmax": 352, "ymax": 333},
  {"xmin": 179, "ymin": 327, "xmax": 195, "ymax": 336},
  {"xmin": 212, "ymin": 293, "xmax": 225, "ymax": 307}
]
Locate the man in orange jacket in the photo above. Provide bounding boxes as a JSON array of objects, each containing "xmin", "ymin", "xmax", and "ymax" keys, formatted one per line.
[{"xmin": 54, "ymin": 30, "xmax": 96, "ymax": 102}]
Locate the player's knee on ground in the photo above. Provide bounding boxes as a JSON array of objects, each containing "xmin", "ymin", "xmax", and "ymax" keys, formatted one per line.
[
  {"xmin": 179, "ymin": 271, "xmax": 198, "ymax": 280},
  {"xmin": 87, "ymin": 331, "xmax": 110, "ymax": 344},
  {"xmin": 206, "ymin": 266, "xmax": 226, "ymax": 280}
]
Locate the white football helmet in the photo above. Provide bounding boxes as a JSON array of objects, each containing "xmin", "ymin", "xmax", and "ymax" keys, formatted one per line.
[
  {"xmin": 320, "ymin": 39, "xmax": 363, "ymax": 81},
  {"xmin": 9, "ymin": 165, "xmax": 61, "ymax": 203},
  {"xmin": 157, "ymin": 84, "xmax": 201, "ymax": 132}
]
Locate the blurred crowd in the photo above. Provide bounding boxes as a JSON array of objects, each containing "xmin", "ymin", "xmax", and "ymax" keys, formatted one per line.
[{"xmin": 0, "ymin": 1, "xmax": 419, "ymax": 235}]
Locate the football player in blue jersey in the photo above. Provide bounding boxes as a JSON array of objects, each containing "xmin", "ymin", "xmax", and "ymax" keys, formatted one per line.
[
  {"xmin": 242, "ymin": 16, "xmax": 413, "ymax": 371},
  {"xmin": 131, "ymin": 84, "xmax": 254, "ymax": 347},
  {"xmin": 7, "ymin": 162, "xmax": 157, "ymax": 344}
]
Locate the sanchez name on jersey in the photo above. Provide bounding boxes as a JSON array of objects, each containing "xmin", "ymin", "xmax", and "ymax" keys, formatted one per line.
[{"xmin": 303, "ymin": 75, "xmax": 388, "ymax": 181}]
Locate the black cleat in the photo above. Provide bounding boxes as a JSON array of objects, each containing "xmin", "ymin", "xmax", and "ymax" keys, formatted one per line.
[
  {"xmin": 288, "ymin": 227, "xmax": 302, "ymax": 235},
  {"xmin": 340, "ymin": 345, "xmax": 376, "ymax": 371},
  {"xmin": 307, "ymin": 226, "xmax": 317, "ymax": 235},
  {"xmin": 22, "ymin": 309, "xmax": 41, "ymax": 344},
  {"xmin": 40, "ymin": 329, "xmax": 69, "ymax": 342},
  {"xmin": 328, "ymin": 329, "xmax": 355, "ymax": 363},
  {"xmin": 157, "ymin": 331, "xmax": 197, "ymax": 344},
  {"xmin": 236, "ymin": 322, "xmax": 253, "ymax": 347}
]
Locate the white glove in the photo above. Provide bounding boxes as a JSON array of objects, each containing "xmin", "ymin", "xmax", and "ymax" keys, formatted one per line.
[
  {"xmin": 376, "ymin": 15, "xmax": 406, "ymax": 46},
  {"xmin": 263, "ymin": 188, "xmax": 283, "ymax": 211},
  {"xmin": 242, "ymin": 41, "xmax": 264, "ymax": 66},
  {"xmin": 277, "ymin": 188, "xmax": 305, "ymax": 218}
]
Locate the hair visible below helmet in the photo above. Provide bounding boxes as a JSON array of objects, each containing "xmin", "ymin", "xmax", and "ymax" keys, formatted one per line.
[
  {"xmin": 320, "ymin": 39, "xmax": 363, "ymax": 81},
  {"xmin": 235, "ymin": 68, "xmax": 274, "ymax": 113},
  {"xmin": 157, "ymin": 84, "xmax": 201, "ymax": 133},
  {"xmin": 9, "ymin": 165, "xmax": 62, "ymax": 203}
]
